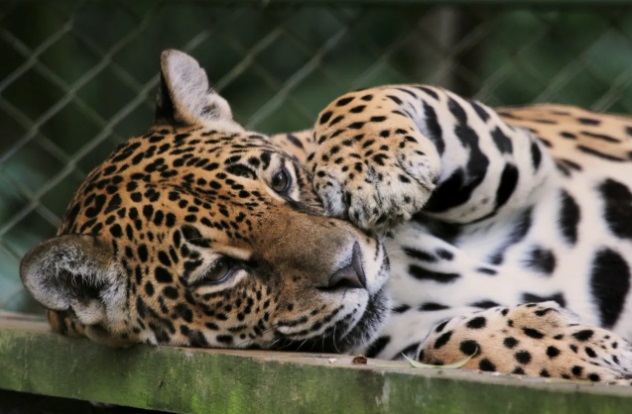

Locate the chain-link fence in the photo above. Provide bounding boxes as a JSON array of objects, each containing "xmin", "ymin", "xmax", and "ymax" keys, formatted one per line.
[{"xmin": 2, "ymin": 0, "xmax": 632, "ymax": 314}]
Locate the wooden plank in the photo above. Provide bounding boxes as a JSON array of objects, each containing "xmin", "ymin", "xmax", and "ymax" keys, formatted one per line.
[{"xmin": 0, "ymin": 316, "xmax": 631, "ymax": 413}]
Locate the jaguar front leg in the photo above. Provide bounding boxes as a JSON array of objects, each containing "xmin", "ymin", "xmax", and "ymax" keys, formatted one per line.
[
  {"xmin": 308, "ymin": 85, "xmax": 553, "ymax": 232},
  {"xmin": 308, "ymin": 89, "xmax": 441, "ymax": 232}
]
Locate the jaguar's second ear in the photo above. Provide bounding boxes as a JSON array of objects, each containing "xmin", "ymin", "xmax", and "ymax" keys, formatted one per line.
[
  {"xmin": 155, "ymin": 49, "xmax": 242, "ymax": 131},
  {"xmin": 20, "ymin": 234, "xmax": 126, "ymax": 327}
]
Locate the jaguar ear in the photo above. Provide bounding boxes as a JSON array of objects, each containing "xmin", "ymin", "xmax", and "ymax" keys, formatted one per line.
[
  {"xmin": 155, "ymin": 49, "xmax": 242, "ymax": 131},
  {"xmin": 20, "ymin": 235, "xmax": 126, "ymax": 327}
]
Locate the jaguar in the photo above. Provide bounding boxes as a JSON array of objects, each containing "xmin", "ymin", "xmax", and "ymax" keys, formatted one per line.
[{"xmin": 20, "ymin": 50, "xmax": 632, "ymax": 383}]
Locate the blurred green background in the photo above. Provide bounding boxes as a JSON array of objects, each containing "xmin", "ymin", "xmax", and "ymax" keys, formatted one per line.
[{"xmin": 2, "ymin": 0, "xmax": 632, "ymax": 313}]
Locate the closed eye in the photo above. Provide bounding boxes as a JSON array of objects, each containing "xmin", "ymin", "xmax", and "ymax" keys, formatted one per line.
[{"xmin": 190, "ymin": 257, "xmax": 240, "ymax": 287}]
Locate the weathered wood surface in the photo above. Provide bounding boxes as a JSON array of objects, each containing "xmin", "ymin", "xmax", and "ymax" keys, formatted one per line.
[{"xmin": 0, "ymin": 315, "xmax": 631, "ymax": 413}]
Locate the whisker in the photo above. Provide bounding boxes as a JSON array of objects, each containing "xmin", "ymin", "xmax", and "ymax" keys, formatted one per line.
[{"xmin": 235, "ymin": 323, "xmax": 279, "ymax": 348}]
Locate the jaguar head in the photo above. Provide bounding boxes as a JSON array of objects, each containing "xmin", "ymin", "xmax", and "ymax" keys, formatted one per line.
[{"xmin": 20, "ymin": 50, "xmax": 390, "ymax": 353}]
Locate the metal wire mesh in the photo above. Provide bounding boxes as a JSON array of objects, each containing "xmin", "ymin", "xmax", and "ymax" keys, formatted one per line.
[{"xmin": 2, "ymin": 1, "xmax": 632, "ymax": 313}]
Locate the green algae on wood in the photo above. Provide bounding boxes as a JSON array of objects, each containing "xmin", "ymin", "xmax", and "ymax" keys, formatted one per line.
[{"xmin": 0, "ymin": 316, "xmax": 631, "ymax": 414}]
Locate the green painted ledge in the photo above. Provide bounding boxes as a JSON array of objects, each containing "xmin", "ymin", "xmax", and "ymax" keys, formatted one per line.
[{"xmin": 1, "ymin": 315, "xmax": 631, "ymax": 413}]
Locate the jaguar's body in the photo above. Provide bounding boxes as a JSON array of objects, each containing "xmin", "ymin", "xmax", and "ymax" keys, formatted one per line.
[{"xmin": 20, "ymin": 50, "xmax": 632, "ymax": 383}]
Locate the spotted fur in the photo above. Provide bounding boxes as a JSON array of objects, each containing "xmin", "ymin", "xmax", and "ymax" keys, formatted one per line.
[{"xmin": 20, "ymin": 50, "xmax": 632, "ymax": 384}]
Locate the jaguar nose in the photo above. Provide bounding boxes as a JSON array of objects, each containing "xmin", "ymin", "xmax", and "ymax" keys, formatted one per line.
[{"xmin": 327, "ymin": 242, "xmax": 367, "ymax": 290}]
